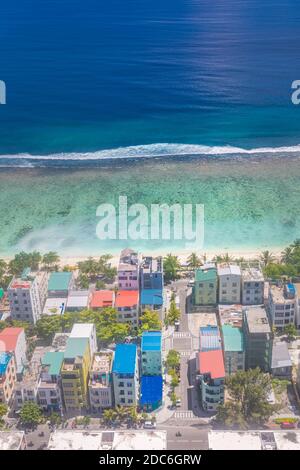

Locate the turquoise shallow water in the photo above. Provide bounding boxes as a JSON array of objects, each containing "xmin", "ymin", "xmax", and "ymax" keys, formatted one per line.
[{"xmin": 1, "ymin": 154, "xmax": 299, "ymax": 256}]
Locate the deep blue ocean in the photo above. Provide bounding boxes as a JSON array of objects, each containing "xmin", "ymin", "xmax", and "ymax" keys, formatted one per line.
[{"xmin": 0, "ymin": 0, "xmax": 300, "ymax": 159}]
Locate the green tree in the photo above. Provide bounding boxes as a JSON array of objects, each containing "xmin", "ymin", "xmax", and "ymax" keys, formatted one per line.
[
  {"xmin": 165, "ymin": 300, "xmax": 180, "ymax": 326},
  {"xmin": 0, "ymin": 403, "xmax": 8, "ymax": 422},
  {"xmin": 8, "ymin": 251, "xmax": 42, "ymax": 275},
  {"xmin": 103, "ymin": 408, "xmax": 117, "ymax": 425},
  {"xmin": 213, "ymin": 253, "xmax": 234, "ymax": 263},
  {"xmin": 35, "ymin": 315, "xmax": 62, "ymax": 341},
  {"xmin": 281, "ymin": 247, "xmax": 294, "ymax": 265},
  {"xmin": 216, "ymin": 368, "xmax": 276, "ymax": 427},
  {"xmin": 19, "ymin": 402, "xmax": 42, "ymax": 428},
  {"xmin": 78, "ymin": 274, "xmax": 90, "ymax": 289},
  {"xmin": 96, "ymin": 280, "xmax": 106, "ymax": 289},
  {"xmin": 0, "ymin": 259, "xmax": 7, "ymax": 278},
  {"xmin": 259, "ymin": 250, "xmax": 276, "ymax": 267},
  {"xmin": 164, "ymin": 254, "xmax": 181, "ymax": 282},
  {"xmin": 42, "ymin": 252, "xmax": 60, "ymax": 271},
  {"xmin": 284, "ymin": 323, "xmax": 297, "ymax": 342},
  {"xmin": 170, "ymin": 391, "xmax": 178, "ymax": 407},
  {"xmin": 166, "ymin": 350, "xmax": 180, "ymax": 370},
  {"xmin": 187, "ymin": 253, "xmax": 201, "ymax": 270},
  {"xmin": 139, "ymin": 309, "xmax": 162, "ymax": 333}
]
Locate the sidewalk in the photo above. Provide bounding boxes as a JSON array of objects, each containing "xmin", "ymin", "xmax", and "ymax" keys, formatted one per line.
[{"xmin": 154, "ymin": 373, "xmax": 176, "ymax": 424}]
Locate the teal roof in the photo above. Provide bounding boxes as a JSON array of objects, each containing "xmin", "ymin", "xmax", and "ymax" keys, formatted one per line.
[
  {"xmin": 48, "ymin": 272, "xmax": 72, "ymax": 291},
  {"xmin": 0, "ymin": 288, "xmax": 4, "ymax": 300},
  {"xmin": 64, "ymin": 337, "xmax": 89, "ymax": 359},
  {"xmin": 195, "ymin": 268, "xmax": 217, "ymax": 282},
  {"xmin": 222, "ymin": 325, "xmax": 244, "ymax": 352},
  {"xmin": 42, "ymin": 351, "xmax": 64, "ymax": 376}
]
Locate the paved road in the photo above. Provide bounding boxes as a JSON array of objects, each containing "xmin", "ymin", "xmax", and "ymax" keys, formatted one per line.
[{"xmin": 162, "ymin": 425, "xmax": 209, "ymax": 450}]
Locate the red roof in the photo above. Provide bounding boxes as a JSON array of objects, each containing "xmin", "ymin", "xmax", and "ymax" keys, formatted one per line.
[
  {"xmin": 90, "ymin": 290, "xmax": 114, "ymax": 309},
  {"xmin": 198, "ymin": 350, "xmax": 225, "ymax": 379},
  {"xmin": 115, "ymin": 290, "xmax": 139, "ymax": 308},
  {"xmin": 0, "ymin": 327, "xmax": 24, "ymax": 352}
]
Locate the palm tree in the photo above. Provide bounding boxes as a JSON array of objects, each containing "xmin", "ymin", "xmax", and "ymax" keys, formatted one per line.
[
  {"xmin": 259, "ymin": 250, "xmax": 276, "ymax": 267},
  {"xmin": 0, "ymin": 259, "xmax": 7, "ymax": 277},
  {"xmin": 214, "ymin": 253, "xmax": 234, "ymax": 263},
  {"xmin": 291, "ymin": 239, "xmax": 300, "ymax": 249},
  {"xmin": 164, "ymin": 254, "xmax": 181, "ymax": 281},
  {"xmin": 187, "ymin": 252, "xmax": 202, "ymax": 269},
  {"xmin": 281, "ymin": 247, "xmax": 294, "ymax": 264},
  {"xmin": 42, "ymin": 252, "xmax": 60, "ymax": 271}
]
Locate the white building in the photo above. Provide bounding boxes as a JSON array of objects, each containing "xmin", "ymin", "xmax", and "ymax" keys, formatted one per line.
[
  {"xmin": 112, "ymin": 344, "xmax": 139, "ymax": 407},
  {"xmin": 69, "ymin": 323, "xmax": 97, "ymax": 359},
  {"xmin": 217, "ymin": 264, "xmax": 241, "ymax": 304},
  {"xmin": 8, "ymin": 269, "xmax": 48, "ymax": 323},
  {"xmin": 89, "ymin": 352, "xmax": 113, "ymax": 413},
  {"xmin": 42, "ymin": 297, "xmax": 67, "ymax": 316},
  {"xmin": 241, "ymin": 267, "xmax": 264, "ymax": 305},
  {"xmin": 0, "ymin": 431, "xmax": 26, "ymax": 450},
  {"xmin": 0, "ymin": 327, "xmax": 27, "ymax": 377},
  {"xmin": 37, "ymin": 351, "xmax": 64, "ymax": 412},
  {"xmin": 268, "ymin": 283, "xmax": 297, "ymax": 329},
  {"xmin": 66, "ymin": 290, "xmax": 90, "ymax": 312}
]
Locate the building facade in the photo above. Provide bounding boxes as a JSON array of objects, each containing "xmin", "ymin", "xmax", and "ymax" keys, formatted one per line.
[
  {"xmin": 217, "ymin": 265, "xmax": 241, "ymax": 304},
  {"xmin": 0, "ymin": 327, "xmax": 27, "ymax": 378},
  {"xmin": 241, "ymin": 267, "xmax": 264, "ymax": 305},
  {"xmin": 0, "ymin": 352, "xmax": 16, "ymax": 405},
  {"xmin": 37, "ymin": 351, "xmax": 64, "ymax": 412},
  {"xmin": 141, "ymin": 331, "xmax": 162, "ymax": 376},
  {"xmin": 115, "ymin": 290, "xmax": 139, "ymax": 327},
  {"xmin": 117, "ymin": 248, "xmax": 139, "ymax": 290},
  {"xmin": 48, "ymin": 272, "xmax": 74, "ymax": 298},
  {"xmin": 222, "ymin": 324, "xmax": 245, "ymax": 375},
  {"xmin": 89, "ymin": 352, "xmax": 113, "ymax": 413},
  {"xmin": 69, "ymin": 323, "xmax": 97, "ymax": 359},
  {"xmin": 140, "ymin": 256, "xmax": 163, "ymax": 290},
  {"xmin": 112, "ymin": 344, "xmax": 138, "ymax": 406},
  {"xmin": 268, "ymin": 283, "xmax": 297, "ymax": 329},
  {"xmin": 194, "ymin": 267, "xmax": 217, "ymax": 305},
  {"xmin": 197, "ymin": 350, "xmax": 225, "ymax": 412},
  {"xmin": 243, "ymin": 306, "xmax": 272, "ymax": 372}
]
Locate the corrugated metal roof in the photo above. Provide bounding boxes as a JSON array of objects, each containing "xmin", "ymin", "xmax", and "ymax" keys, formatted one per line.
[
  {"xmin": 64, "ymin": 337, "xmax": 89, "ymax": 359},
  {"xmin": 141, "ymin": 331, "xmax": 162, "ymax": 352},
  {"xmin": 141, "ymin": 289, "xmax": 163, "ymax": 306},
  {"xmin": 200, "ymin": 326, "xmax": 221, "ymax": 352},
  {"xmin": 42, "ymin": 351, "xmax": 64, "ymax": 376},
  {"xmin": 112, "ymin": 344, "xmax": 137, "ymax": 374},
  {"xmin": 48, "ymin": 272, "xmax": 72, "ymax": 291},
  {"xmin": 140, "ymin": 375, "xmax": 163, "ymax": 405}
]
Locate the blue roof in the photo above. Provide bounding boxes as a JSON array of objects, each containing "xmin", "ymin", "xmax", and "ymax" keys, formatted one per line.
[
  {"xmin": 141, "ymin": 289, "xmax": 163, "ymax": 306},
  {"xmin": 140, "ymin": 376, "xmax": 163, "ymax": 405},
  {"xmin": 200, "ymin": 326, "xmax": 221, "ymax": 352},
  {"xmin": 0, "ymin": 352, "xmax": 11, "ymax": 375},
  {"xmin": 141, "ymin": 331, "xmax": 162, "ymax": 352},
  {"xmin": 112, "ymin": 344, "xmax": 137, "ymax": 374}
]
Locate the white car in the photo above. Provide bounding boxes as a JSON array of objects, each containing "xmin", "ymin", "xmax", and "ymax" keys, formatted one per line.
[{"xmin": 144, "ymin": 421, "xmax": 156, "ymax": 429}]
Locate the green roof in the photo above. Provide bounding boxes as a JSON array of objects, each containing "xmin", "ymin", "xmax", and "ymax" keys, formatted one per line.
[
  {"xmin": 64, "ymin": 337, "xmax": 89, "ymax": 359},
  {"xmin": 42, "ymin": 351, "xmax": 64, "ymax": 376},
  {"xmin": 0, "ymin": 289, "xmax": 4, "ymax": 300},
  {"xmin": 222, "ymin": 325, "xmax": 244, "ymax": 352},
  {"xmin": 48, "ymin": 272, "xmax": 72, "ymax": 291},
  {"xmin": 195, "ymin": 268, "xmax": 217, "ymax": 282}
]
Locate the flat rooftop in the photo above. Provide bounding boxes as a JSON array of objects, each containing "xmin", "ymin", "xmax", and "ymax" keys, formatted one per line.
[
  {"xmin": 90, "ymin": 290, "xmax": 114, "ymax": 308},
  {"xmin": 0, "ymin": 431, "xmax": 25, "ymax": 450},
  {"xmin": 218, "ymin": 304, "xmax": 243, "ymax": 327},
  {"xmin": 66, "ymin": 293, "xmax": 89, "ymax": 309},
  {"xmin": 241, "ymin": 267, "xmax": 264, "ymax": 282},
  {"xmin": 141, "ymin": 289, "xmax": 163, "ymax": 306},
  {"xmin": 222, "ymin": 324, "xmax": 244, "ymax": 352},
  {"xmin": 270, "ymin": 284, "xmax": 296, "ymax": 304},
  {"xmin": 43, "ymin": 297, "xmax": 67, "ymax": 316},
  {"xmin": 141, "ymin": 256, "xmax": 162, "ymax": 273},
  {"xmin": 41, "ymin": 351, "xmax": 64, "ymax": 376},
  {"xmin": 195, "ymin": 267, "xmax": 217, "ymax": 282},
  {"xmin": 70, "ymin": 323, "xmax": 94, "ymax": 339},
  {"xmin": 208, "ymin": 430, "xmax": 300, "ymax": 450},
  {"xmin": 91, "ymin": 352, "xmax": 112, "ymax": 373},
  {"xmin": 244, "ymin": 306, "xmax": 271, "ymax": 334},
  {"xmin": 271, "ymin": 341, "xmax": 292, "ymax": 369},
  {"xmin": 199, "ymin": 326, "xmax": 222, "ymax": 352},
  {"xmin": 141, "ymin": 331, "xmax": 162, "ymax": 352},
  {"xmin": 217, "ymin": 264, "xmax": 241, "ymax": 277},
  {"xmin": 198, "ymin": 350, "xmax": 225, "ymax": 379},
  {"xmin": 48, "ymin": 272, "xmax": 72, "ymax": 291},
  {"xmin": 113, "ymin": 344, "xmax": 136, "ymax": 374},
  {"xmin": 115, "ymin": 290, "xmax": 139, "ymax": 308},
  {"xmin": 47, "ymin": 430, "xmax": 167, "ymax": 450},
  {"xmin": 64, "ymin": 337, "xmax": 89, "ymax": 360}
]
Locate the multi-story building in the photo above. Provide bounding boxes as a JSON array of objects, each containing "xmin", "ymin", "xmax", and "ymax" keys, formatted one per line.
[
  {"xmin": 47, "ymin": 272, "xmax": 74, "ymax": 298},
  {"xmin": 0, "ymin": 352, "xmax": 16, "ymax": 405},
  {"xmin": 140, "ymin": 256, "xmax": 163, "ymax": 290},
  {"xmin": 270, "ymin": 341, "xmax": 292, "ymax": 379},
  {"xmin": 8, "ymin": 269, "xmax": 48, "ymax": 323},
  {"xmin": 37, "ymin": 351, "xmax": 64, "ymax": 412},
  {"xmin": 115, "ymin": 290, "xmax": 139, "ymax": 327},
  {"xmin": 89, "ymin": 352, "xmax": 113, "ymax": 413},
  {"xmin": 112, "ymin": 344, "xmax": 138, "ymax": 407},
  {"xmin": 241, "ymin": 267, "xmax": 264, "ymax": 305},
  {"xmin": 66, "ymin": 290, "xmax": 90, "ymax": 312},
  {"xmin": 141, "ymin": 331, "xmax": 162, "ymax": 376},
  {"xmin": 217, "ymin": 265, "xmax": 241, "ymax": 304},
  {"xmin": 268, "ymin": 283, "xmax": 297, "ymax": 330},
  {"xmin": 61, "ymin": 337, "xmax": 91, "ymax": 413},
  {"xmin": 222, "ymin": 324, "xmax": 245, "ymax": 375},
  {"xmin": 243, "ymin": 306, "xmax": 272, "ymax": 372},
  {"xmin": 197, "ymin": 350, "xmax": 225, "ymax": 412},
  {"xmin": 140, "ymin": 289, "xmax": 163, "ymax": 313},
  {"xmin": 0, "ymin": 327, "xmax": 27, "ymax": 378},
  {"xmin": 89, "ymin": 290, "xmax": 115, "ymax": 310},
  {"xmin": 199, "ymin": 326, "xmax": 222, "ymax": 352},
  {"xmin": 193, "ymin": 267, "xmax": 217, "ymax": 306},
  {"xmin": 69, "ymin": 323, "xmax": 97, "ymax": 359},
  {"xmin": 117, "ymin": 249, "xmax": 139, "ymax": 290},
  {"xmin": 140, "ymin": 375, "xmax": 163, "ymax": 412}
]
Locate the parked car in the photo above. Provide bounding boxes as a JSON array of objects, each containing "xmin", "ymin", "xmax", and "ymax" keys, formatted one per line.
[
  {"xmin": 144, "ymin": 421, "xmax": 156, "ymax": 429},
  {"xmin": 280, "ymin": 421, "xmax": 296, "ymax": 429},
  {"xmin": 175, "ymin": 399, "xmax": 181, "ymax": 408},
  {"xmin": 174, "ymin": 321, "xmax": 180, "ymax": 331}
]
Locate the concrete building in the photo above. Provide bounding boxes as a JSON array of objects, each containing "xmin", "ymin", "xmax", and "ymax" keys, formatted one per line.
[
  {"xmin": 0, "ymin": 352, "xmax": 17, "ymax": 405},
  {"xmin": 69, "ymin": 323, "xmax": 97, "ymax": 359},
  {"xmin": 0, "ymin": 431, "xmax": 26, "ymax": 450},
  {"xmin": 140, "ymin": 375, "xmax": 163, "ymax": 412},
  {"xmin": 0, "ymin": 327, "xmax": 27, "ymax": 378},
  {"xmin": 89, "ymin": 352, "xmax": 113, "ymax": 413},
  {"xmin": 222, "ymin": 324, "xmax": 245, "ymax": 375},
  {"xmin": 193, "ymin": 267, "xmax": 217, "ymax": 305},
  {"xmin": 61, "ymin": 337, "xmax": 91, "ymax": 412},
  {"xmin": 141, "ymin": 331, "xmax": 162, "ymax": 376},
  {"xmin": 8, "ymin": 269, "xmax": 48, "ymax": 323},
  {"xmin": 140, "ymin": 289, "xmax": 163, "ymax": 313},
  {"xmin": 42, "ymin": 297, "xmax": 67, "ymax": 316},
  {"xmin": 117, "ymin": 248, "xmax": 139, "ymax": 290},
  {"xmin": 218, "ymin": 304, "xmax": 243, "ymax": 328},
  {"xmin": 89, "ymin": 290, "xmax": 114, "ymax": 310},
  {"xmin": 243, "ymin": 306, "xmax": 272, "ymax": 372},
  {"xmin": 271, "ymin": 341, "xmax": 292, "ymax": 378},
  {"xmin": 115, "ymin": 290, "xmax": 139, "ymax": 326},
  {"xmin": 241, "ymin": 267, "xmax": 264, "ymax": 305},
  {"xmin": 66, "ymin": 290, "xmax": 90, "ymax": 312},
  {"xmin": 197, "ymin": 350, "xmax": 225, "ymax": 412},
  {"xmin": 140, "ymin": 256, "xmax": 163, "ymax": 290},
  {"xmin": 208, "ymin": 430, "xmax": 300, "ymax": 451},
  {"xmin": 199, "ymin": 326, "xmax": 222, "ymax": 352},
  {"xmin": 48, "ymin": 271, "xmax": 74, "ymax": 298},
  {"xmin": 112, "ymin": 344, "xmax": 138, "ymax": 406},
  {"xmin": 268, "ymin": 283, "xmax": 297, "ymax": 329},
  {"xmin": 48, "ymin": 430, "xmax": 167, "ymax": 450},
  {"xmin": 37, "ymin": 351, "xmax": 64, "ymax": 412},
  {"xmin": 217, "ymin": 264, "xmax": 241, "ymax": 304}
]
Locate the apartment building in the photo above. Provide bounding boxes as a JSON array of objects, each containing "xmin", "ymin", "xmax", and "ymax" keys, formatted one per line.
[
  {"xmin": 193, "ymin": 267, "xmax": 217, "ymax": 305},
  {"xmin": 89, "ymin": 352, "xmax": 113, "ymax": 413},
  {"xmin": 197, "ymin": 350, "xmax": 225, "ymax": 412},
  {"xmin": 61, "ymin": 337, "xmax": 91, "ymax": 412},
  {"xmin": 0, "ymin": 327, "xmax": 27, "ymax": 378},
  {"xmin": 112, "ymin": 344, "xmax": 138, "ymax": 406},
  {"xmin": 241, "ymin": 267, "xmax": 264, "ymax": 305},
  {"xmin": 199, "ymin": 326, "xmax": 222, "ymax": 352},
  {"xmin": 243, "ymin": 306, "xmax": 272, "ymax": 372},
  {"xmin": 140, "ymin": 256, "xmax": 163, "ymax": 290},
  {"xmin": 268, "ymin": 283, "xmax": 297, "ymax": 329},
  {"xmin": 69, "ymin": 323, "xmax": 97, "ymax": 359},
  {"xmin": 222, "ymin": 324, "xmax": 245, "ymax": 375},
  {"xmin": 0, "ymin": 352, "xmax": 16, "ymax": 405},
  {"xmin": 8, "ymin": 269, "xmax": 48, "ymax": 323},
  {"xmin": 66, "ymin": 290, "xmax": 90, "ymax": 312},
  {"xmin": 141, "ymin": 331, "xmax": 162, "ymax": 376},
  {"xmin": 37, "ymin": 351, "xmax": 64, "ymax": 412},
  {"xmin": 117, "ymin": 248, "xmax": 139, "ymax": 290},
  {"xmin": 47, "ymin": 271, "xmax": 74, "ymax": 298},
  {"xmin": 217, "ymin": 264, "xmax": 241, "ymax": 304},
  {"xmin": 89, "ymin": 290, "xmax": 115, "ymax": 310},
  {"xmin": 140, "ymin": 289, "xmax": 163, "ymax": 313},
  {"xmin": 115, "ymin": 290, "xmax": 139, "ymax": 326}
]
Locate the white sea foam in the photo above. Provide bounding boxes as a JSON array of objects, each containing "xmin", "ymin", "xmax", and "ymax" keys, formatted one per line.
[{"xmin": 1, "ymin": 142, "xmax": 300, "ymax": 165}]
